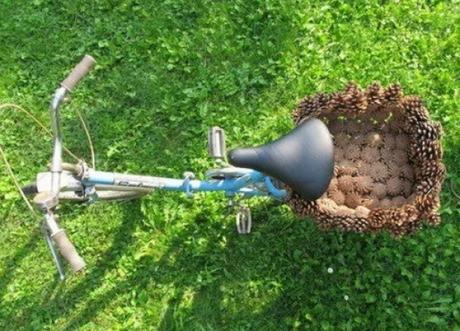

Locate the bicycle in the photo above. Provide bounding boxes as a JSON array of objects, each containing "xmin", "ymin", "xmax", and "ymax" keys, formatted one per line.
[{"xmin": 21, "ymin": 55, "xmax": 334, "ymax": 279}]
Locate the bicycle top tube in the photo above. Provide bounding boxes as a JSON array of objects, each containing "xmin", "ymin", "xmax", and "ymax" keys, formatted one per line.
[{"xmin": 82, "ymin": 169, "xmax": 287, "ymax": 199}]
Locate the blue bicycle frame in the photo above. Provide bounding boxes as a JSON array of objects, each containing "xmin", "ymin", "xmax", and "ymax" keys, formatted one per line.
[{"xmin": 82, "ymin": 168, "xmax": 287, "ymax": 200}]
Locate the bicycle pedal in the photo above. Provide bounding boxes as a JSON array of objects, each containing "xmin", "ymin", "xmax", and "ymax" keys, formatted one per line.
[
  {"xmin": 208, "ymin": 126, "xmax": 226, "ymax": 160},
  {"xmin": 236, "ymin": 207, "xmax": 252, "ymax": 234}
]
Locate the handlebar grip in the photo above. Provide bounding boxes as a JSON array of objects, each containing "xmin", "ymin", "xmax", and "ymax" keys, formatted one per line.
[
  {"xmin": 60, "ymin": 55, "xmax": 96, "ymax": 92},
  {"xmin": 52, "ymin": 230, "xmax": 86, "ymax": 273}
]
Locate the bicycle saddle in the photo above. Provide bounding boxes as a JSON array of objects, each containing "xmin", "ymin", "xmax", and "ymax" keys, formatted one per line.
[{"xmin": 228, "ymin": 118, "xmax": 334, "ymax": 200}]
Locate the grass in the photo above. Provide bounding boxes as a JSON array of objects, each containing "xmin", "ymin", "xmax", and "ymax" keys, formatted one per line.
[{"xmin": 0, "ymin": 0, "xmax": 459, "ymax": 330}]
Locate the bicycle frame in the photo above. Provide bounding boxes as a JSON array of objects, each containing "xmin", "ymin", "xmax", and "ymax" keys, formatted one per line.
[
  {"xmin": 49, "ymin": 88, "xmax": 286, "ymax": 201},
  {"xmin": 82, "ymin": 169, "xmax": 286, "ymax": 199},
  {"xmin": 34, "ymin": 55, "xmax": 287, "ymax": 279}
]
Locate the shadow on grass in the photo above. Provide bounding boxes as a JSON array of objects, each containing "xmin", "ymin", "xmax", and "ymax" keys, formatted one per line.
[
  {"xmin": 2, "ymin": 200, "xmax": 142, "ymax": 329},
  {"xmin": 0, "ymin": 231, "xmax": 41, "ymax": 301},
  {"xmin": 46, "ymin": 200, "xmax": 343, "ymax": 330},
  {"xmin": 54, "ymin": 200, "xmax": 364, "ymax": 330},
  {"xmin": 59, "ymin": 205, "xmax": 231, "ymax": 330},
  {"xmin": 3, "ymin": 196, "xmax": 445, "ymax": 330}
]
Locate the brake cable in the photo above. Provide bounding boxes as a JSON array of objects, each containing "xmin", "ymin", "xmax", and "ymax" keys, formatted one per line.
[
  {"xmin": 0, "ymin": 102, "xmax": 95, "ymax": 217},
  {"xmin": 0, "ymin": 145, "xmax": 37, "ymax": 216},
  {"xmin": 75, "ymin": 108, "xmax": 95, "ymax": 169}
]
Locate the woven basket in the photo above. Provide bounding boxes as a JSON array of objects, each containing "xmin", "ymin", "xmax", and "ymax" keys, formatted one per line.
[{"xmin": 288, "ymin": 83, "xmax": 445, "ymax": 236}]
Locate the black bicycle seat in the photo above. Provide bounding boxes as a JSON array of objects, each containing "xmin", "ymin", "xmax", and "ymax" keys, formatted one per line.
[{"xmin": 228, "ymin": 118, "xmax": 334, "ymax": 200}]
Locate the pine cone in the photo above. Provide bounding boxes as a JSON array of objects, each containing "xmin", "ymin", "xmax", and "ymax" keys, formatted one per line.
[
  {"xmin": 368, "ymin": 209, "xmax": 388, "ymax": 230},
  {"xmin": 403, "ymin": 115, "xmax": 423, "ymax": 134},
  {"xmin": 392, "ymin": 149, "xmax": 408, "ymax": 166},
  {"xmin": 380, "ymin": 148, "xmax": 395, "ymax": 162},
  {"xmin": 337, "ymin": 160, "xmax": 358, "ymax": 176},
  {"xmin": 386, "ymin": 160, "xmax": 401, "ymax": 178},
  {"xmin": 328, "ymin": 92, "xmax": 347, "ymax": 112},
  {"xmin": 400, "ymin": 164, "xmax": 414, "ymax": 180},
  {"xmin": 414, "ymin": 122, "xmax": 440, "ymax": 141},
  {"xmin": 382, "ymin": 133, "xmax": 396, "ymax": 150},
  {"xmin": 414, "ymin": 194, "xmax": 440, "ymax": 218},
  {"xmin": 392, "ymin": 196, "xmax": 406, "ymax": 207},
  {"xmin": 426, "ymin": 212, "xmax": 441, "ymax": 226},
  {"xmin": 354, "ymin": 176, "xmax": 374, "ymax": 193},
  {"xmin": 289, "ymin": 193, "xmax": 318, "ymax": 216},
  {"xmin": 328, "ymin": 189, "xmax": 346, "ymax": 205},
  {"xmin": 366, "ymin": 132, "xmax": 384, "ymax": 147},
  {"xmin": 318, "ymin": 198, "xmax": 339, "ymax": 213},
  {"xmin": 395, "ymin": 133, "xmax": 410, "ymax": 149},
  {"xmin": 335, "ymin": 206, "xmax": 354, "ymax": 217},
  {"xmin": 334, "ymin": 132, "xmax": 350, "ymax": 149},
  {"xmin": 358, "ymin": 161, "xmax": 374, "ymax": 176},
  {"xmin": 415, "ymin": 179, "xmax": 439, "ymax": 195},
  {"xmin": 380, "ymin": 198, "xmax": 392, "ymax": 209},
  {"xmin": 345, "ymin": 191, "xmax": 363, "ymax": 209},
  {"xmin": 353, "ymin": 218, "xmax": 371, "ymax": 233},
  {"xmin": 344, "ymin": 82, "xmax": 368, "ymax": 114},
  {"xmin": 355, "ymin": 206, "xmax": 371, "ymax": 218},
  {"xmin": 294, "ymin": 93, "xmax": 332, "ymax": 124},
  {"xmin": 384, "ymin": 84, "xmax": 403, "ymax": 103},
  {"xmin": 372, "ymin": 183, "xmax": 387, "ymax": 199},
  {"xmin": 315, "ymin": 213, "xmax": 337, "ymax": 230},
  {"xmin": 401, "ymin": 180, "xmax": 413, "ymax": 197},
  {"xmin": 410, "ymin": 139, "xmax": 442, "ymax": 161},
  {"xmin": 401, "ymin": 96, "xmax": 429, "ymax": 122},
  {"xmin": 387, "ymin": 177, "xmax": 403, "ymax": 196},
  {"xmin": 361, "ymin": 146, "xmax": 381, "ymax": 163},
  {"xmin": 368, "ymin": 161, "xmax": 389, "ymax": 182},
  {"xmin": 327, "ymin": 178, "xmax": 339, "ymax": 192},
  {"xmin": 365, "ymin": 82, "xmax": 385, "ymax": 106},
  {"xmin": 419, "ymin": 160, "xmax": 445, "ymax": 181},
  {"xmin": 338, "ymin": 175, "xmax": 355, "ymax": 193}
]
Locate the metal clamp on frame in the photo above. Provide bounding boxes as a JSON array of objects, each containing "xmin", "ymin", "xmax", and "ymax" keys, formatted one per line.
[{"xmin": 182, "ymin": 171, "xmax": 195, "ymax": 197}]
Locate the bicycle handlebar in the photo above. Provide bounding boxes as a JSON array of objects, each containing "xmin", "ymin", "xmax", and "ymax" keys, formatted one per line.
[
  {"xmin": 60, "ymin": 55, "xmax": 96, "ymax": 92},
  {"xmin": 52, "ymin": 229, "xmax": 86, "ymax": 272},
  {"xmin": 41, "ymin": 56, "xmax": 95, "ymax": 278}
]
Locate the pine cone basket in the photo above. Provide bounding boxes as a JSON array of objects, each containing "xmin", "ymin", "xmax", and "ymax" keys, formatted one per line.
[{"xmin": 288, "ymin": 83, "xmax": 445, "ymax": 236}]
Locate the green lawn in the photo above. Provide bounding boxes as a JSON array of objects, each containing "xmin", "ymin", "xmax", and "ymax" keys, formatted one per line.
[{"xmin": 0, "ymin": 0, "xmax": 459, "ymax": 330}]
